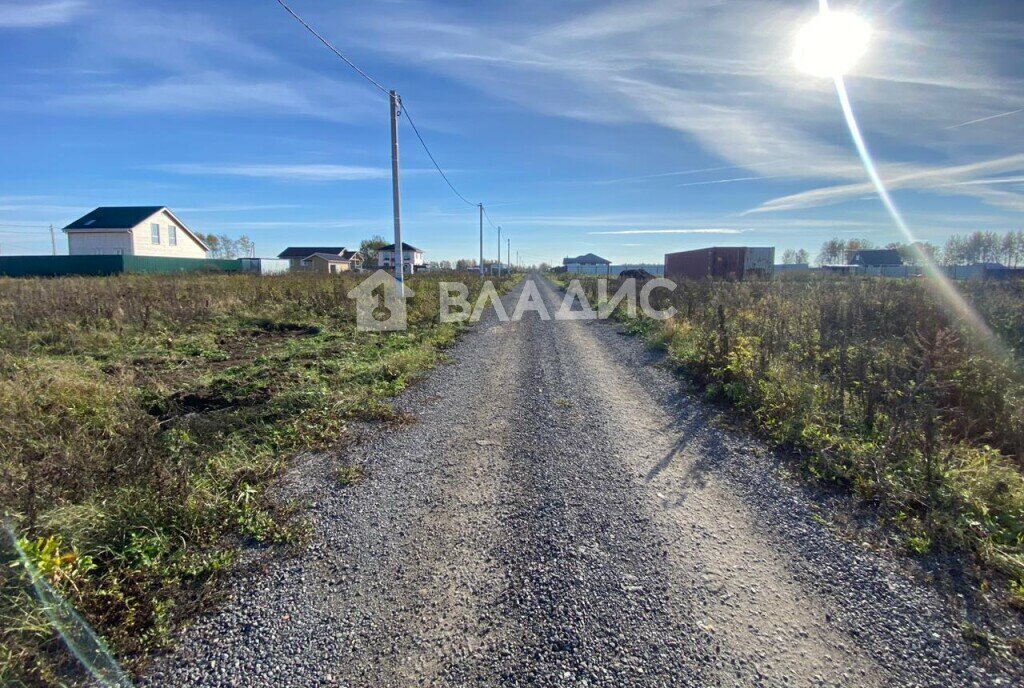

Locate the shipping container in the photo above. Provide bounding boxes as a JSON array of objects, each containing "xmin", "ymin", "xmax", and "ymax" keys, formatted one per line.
[
  {"xmin": 665, "ymin": 248, "xmax": 713, "ymax": 280},
  {"xmin": 664, "ymin": 247, "xmax": 775, "ymax": 281},
  {"xmin": 743, "ymin": 247, "xmax": 775, "ymax": 278}
]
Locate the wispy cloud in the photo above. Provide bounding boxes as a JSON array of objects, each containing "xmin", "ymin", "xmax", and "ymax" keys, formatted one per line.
[
  {"xmin": 156, "ymin": 163, "xmax": 398, "ymax": 182},
  {"xmin": 588, "ymin": 228, "xmax": 744, "ymax": 235},
  {"xmin": 945, "ymin": 107, "xmax": 1024, "ymax": 129},
  {"xmin": 750, "ymin": 153, "xmax": 1024, "ymax": 214},
  {"xmin": 678, "ymin": 174, "xmax": 786, "ymax": 187},
  {"xmin": 54, "ymin": 72, "xmax": 374, "ymax": 121},
  {"xmin": 351, "ymin": 0, "xmax": 1024, "ymax": 215},
  {"xmin": 175, "ymin": 204, "xmax": 302, "ymax": 213},
  {"xmin": 211, "ymin": 219, "xmax": 375, "ymax": 230},
  {"xmin": 593, "ymin": 160, "xmax": 789, "ymax": 185},
  {"xmin": 30, "ymin": 4, "xmax": 378, "ymax": 121},
  {"xmin": 0, "ymin": 0, "xmax": 86, "ymax": 28}
]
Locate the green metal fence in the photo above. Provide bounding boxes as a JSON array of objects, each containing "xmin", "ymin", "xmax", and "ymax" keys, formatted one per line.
[
  {"xmin": 121, "ymin": 256, "xmax": 240, "ymax": 274},
  {"xmin": 0, "ymin": 255, "xmax": 241, "ymax": 277}
]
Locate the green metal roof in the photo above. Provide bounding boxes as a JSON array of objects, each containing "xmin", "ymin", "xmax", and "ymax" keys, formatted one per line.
[{"xmin": 64, "ymin": 206, "xmax": 165, "ymax": 230}]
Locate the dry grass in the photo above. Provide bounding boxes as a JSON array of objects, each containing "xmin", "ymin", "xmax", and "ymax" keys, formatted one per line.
[
  {"xmin": 0, "ymin": 270, "xmax": 513, "ymax": 686},
  {"xmin": 577, "ymin": 275, "xmax": 1024, "ymax": 593}
]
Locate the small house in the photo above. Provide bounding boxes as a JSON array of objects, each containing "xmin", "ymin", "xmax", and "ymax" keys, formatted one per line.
[
  {"xmin": 301, "ymin": 251, "xmax": 363, "ymax": 274},
  {"xmin": 378, "ymin": 242, "xmax": 424, "ymax": 273},
  {"xmin": 277, "ymin": 247, "xmax": 363, "ymax": 273},
  {"xmin": 63, "ymin": 206, "xmax": 209, "ymax": 258},
  {"xmin": 847, "ymin": 249, "xmax": 903, "ymax": 267},
  {"xmin": 563, "ymin": 253, "xmax": 611, "ymax": 274}
]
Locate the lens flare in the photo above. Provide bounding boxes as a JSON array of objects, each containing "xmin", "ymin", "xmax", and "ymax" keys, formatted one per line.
[
  {"xmin": 831, "ymin": 76, "xmax": 996, "ymax": 342},
  {"xmin": 808, "ymin": 0, "xmax": 999, "ymax": 349}
]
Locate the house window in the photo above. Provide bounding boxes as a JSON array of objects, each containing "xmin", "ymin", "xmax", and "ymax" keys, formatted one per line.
[
  {"xmin": 168, "ymin": 226, "xmax": 177, "ymax": 246},
  {"xmin": 151, "ymin": 223, "xmax": 160, "ymax": 244}
]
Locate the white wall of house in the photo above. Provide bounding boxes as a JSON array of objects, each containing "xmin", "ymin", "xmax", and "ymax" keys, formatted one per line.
[
  {"xmin": 379, "ymin": 249, "xmax": 424, "ymax": 269},
  {"xmin": 68, "ymin": 209, "xmax": 207, "ymax": 258},
  {"xmin": 304, "ymin": 255, "xmax": 353, "ymax": 273},
  {"xmin": 67, "ymin": 231, "xmax": 133, "ymax": 255},
  {"xmin": 130, "ymin": 210, "xmax": 207, "ymax": 258}
]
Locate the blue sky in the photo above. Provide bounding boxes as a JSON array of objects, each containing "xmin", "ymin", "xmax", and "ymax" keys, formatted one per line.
[{"xmin": 1, "ymin": 0, "xmax": 1023, "ymax": 264}]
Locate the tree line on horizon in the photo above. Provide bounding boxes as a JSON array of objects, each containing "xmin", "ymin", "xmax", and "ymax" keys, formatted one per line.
[
  {"xmin": 201, "ymin": 233, "xmax": 255, "ymax": 260},
  {"xmin": 780, "ymin": 229, "xmax": 1024, "ymax": 267}
]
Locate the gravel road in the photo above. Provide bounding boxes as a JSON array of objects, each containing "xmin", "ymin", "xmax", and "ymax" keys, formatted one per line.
[{"xmin": 144, "ymin": 275, "xmax": 1021, "ymax": 687}]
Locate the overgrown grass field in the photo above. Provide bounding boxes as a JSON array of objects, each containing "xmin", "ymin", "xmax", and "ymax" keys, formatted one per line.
[
  {"xmin": 570, "ymin": 274, "xmax": 1024, "ymax": 604},
  {"xmin": 0, "ymin": 270, "xmax": 513, "ymax": 686}
]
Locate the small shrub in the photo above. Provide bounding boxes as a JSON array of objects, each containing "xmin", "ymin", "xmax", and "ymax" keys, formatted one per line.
[{"xmin": 336, "ymin": 466, "xmax": 365, "ymax": 487}]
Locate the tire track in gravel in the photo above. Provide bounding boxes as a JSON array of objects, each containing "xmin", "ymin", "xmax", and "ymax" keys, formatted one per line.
[
  {"xmin": 538, "ymin": 274, "xmax": 1021, "ymax": 688},
  {"xmin": 336, "ymin": 310, "xmax": 526, "ymax": 685},
  {"xmin": 535, "ymin": 276, "xmax": 881, "ymax": 687},
  {"xmin": 451, "ymin": 290, "xmax": 719, "ymax": 686}
]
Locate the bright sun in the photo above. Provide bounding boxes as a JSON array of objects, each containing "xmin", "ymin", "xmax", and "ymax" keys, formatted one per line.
[{"xmin": 794, "ymin": 10, "xmax": 871, "ymax": 77}]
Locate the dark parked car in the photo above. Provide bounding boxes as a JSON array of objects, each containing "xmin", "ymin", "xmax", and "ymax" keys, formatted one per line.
[{"xmin": 618, "ymin": 268, "xmax": 654, "ymax": 280}]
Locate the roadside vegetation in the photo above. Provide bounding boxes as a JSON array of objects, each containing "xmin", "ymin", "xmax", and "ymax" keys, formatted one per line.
[
  {"xmin": 568, "ymin": 274, "xmax": 1024, "ymax": 606},
  {"xmin": 0, "ymin": 270, "xmax": 514, "ymax": 686}
]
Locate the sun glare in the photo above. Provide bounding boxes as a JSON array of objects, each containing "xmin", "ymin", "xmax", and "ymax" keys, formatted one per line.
[{"xmin": 794, "ymin": 10, "xmax": 871, "ymax": 77}]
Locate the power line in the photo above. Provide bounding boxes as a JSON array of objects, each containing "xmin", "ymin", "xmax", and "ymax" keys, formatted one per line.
[
  {"xmin": 482, "ymin": 206, "xmax": 499, "ymax": 230},
  {"xmin": 273, "ymin": 0, "xmax": 507, "ymax": 241},
  {"xmin": 274, "ymin": 0, "xmax": 483, "ymax": 212},
  {"xmin": 0, "ymin": 223, "xmax": 50, "ymax": 229},
  {"xmin": 274, "ymin": 0, "xmax": 389, "ymax": 95},
  {"xmin": 400, "ymin": 99, "xmax": 478, "ymax": 208}
]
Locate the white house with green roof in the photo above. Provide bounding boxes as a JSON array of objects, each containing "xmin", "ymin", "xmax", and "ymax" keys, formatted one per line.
[{"xmin": 63, "ymin": 206, "xmax": 210, "ymax": 258}]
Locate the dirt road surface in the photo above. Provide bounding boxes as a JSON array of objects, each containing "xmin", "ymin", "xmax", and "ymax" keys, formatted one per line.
[{"xmin": 144, "ymin": 275, "xmax": 1019, "ymax": 687}]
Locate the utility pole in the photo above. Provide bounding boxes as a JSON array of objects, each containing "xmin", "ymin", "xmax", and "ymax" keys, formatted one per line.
[
  {"xmin": 507, "ymin": 237, "xmax": 511, "ymax": 274},
  {"xmin": 49, "ymin": 224, "xmax": 56, "ymax": 255},
  {"xmin": 497, "ymin": 225, "xmax": 502, "ymax": 277},
  {"xmin": 478, "ymin": 203, "xmax": 484, "ymax": 276},
  {"xmin": 389, "ymin": 90, "xmax": 404, "ymax": 296}
]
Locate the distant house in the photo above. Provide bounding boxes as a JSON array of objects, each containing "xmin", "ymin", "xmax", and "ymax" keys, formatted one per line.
[
  {"xmin": 63, "ymin": 206, "xmax": 209, "ymax": 258},
  {"xmin": 563, "ymin": 253, "xmax": 611, "ymax": 274},
  {"xmin": 277, "ymin": 247, "xmax": 363, "ymax": 273},
  {"xmin": 378, "ymin": 242, "xmax": 424, "ymax": 273},
  {"xmin": 847, "ymin": 249, "xmax": 903, "ymax": 267},
  {"xmin": 301, "ymin": 251, "xmax": 363, "ymax": 274}
]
